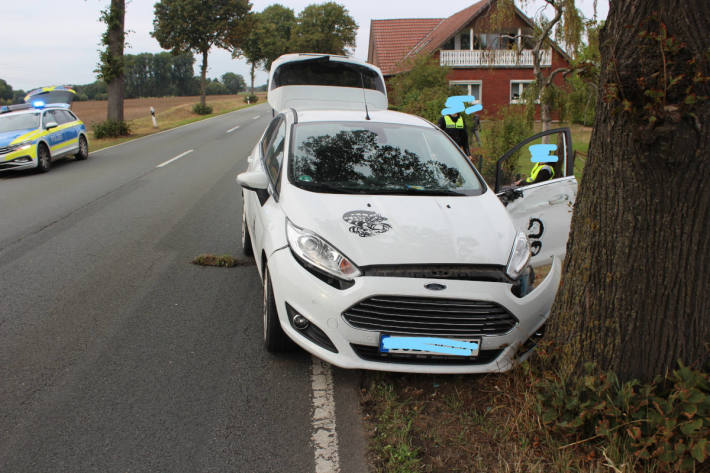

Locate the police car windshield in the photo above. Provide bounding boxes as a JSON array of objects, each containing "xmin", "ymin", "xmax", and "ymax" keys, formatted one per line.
[
  {"xmin": 0, "ymin": 113, "xmax": 40, "ymax": 133},
  {"xmin": 289, "ymin": 122, "xmax": 484, "ymax": 196}
]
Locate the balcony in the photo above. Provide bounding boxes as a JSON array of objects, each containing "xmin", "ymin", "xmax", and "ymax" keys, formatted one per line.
[{"xmin": 439, "ymin": 49, "xmax": 552, "ymax": 68}]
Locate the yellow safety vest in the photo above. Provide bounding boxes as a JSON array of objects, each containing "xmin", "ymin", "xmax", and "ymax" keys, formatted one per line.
[
  {"xmin": 444, "ymin": 115, "xmax": 464, "ymax": 129},
  {"xmin": 526, "ymin": 163, "xmax": 555, "ymax": 183}
]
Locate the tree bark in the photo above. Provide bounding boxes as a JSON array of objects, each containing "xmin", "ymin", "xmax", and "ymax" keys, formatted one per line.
[
  {"xmin": 200, "ymin": 50, "xmax": 208, "ymax": 107},
  {"xmin": 250, "ymin": 61, "xmax": 255, "ymax": 96},
  {"xmin": 548, "ymin": 0, "xmax": 710, "ymax": 382},
  {"xmin": 106, "ymin": 0, "xmax": 125, "ymax": 122}
]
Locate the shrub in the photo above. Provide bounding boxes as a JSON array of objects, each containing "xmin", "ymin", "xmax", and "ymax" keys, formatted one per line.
[
  {"xmin": 535, "ymin": 357, "xmax": 710, "ymax": 472},
  {"xmin": 92, "ymin": 119, "xmax": 130, "ymax": 139},
  {"xmin": 389, "ymin": 55, "xmax": 450, "ymax": 124},
  {"xmin": 243, "ymin": 94, "xmax": 258, "ymax": 104},
  {"xmin": 479, "ymin": 106, "xmax": 533, "ymax": 185},
  {"xmin": 192, "ymin": 103, "xmax": 213, "ymax": 115}
]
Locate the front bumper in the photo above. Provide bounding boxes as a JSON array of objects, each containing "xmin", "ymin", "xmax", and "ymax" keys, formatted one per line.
[
  {"xmin": 267, "ymin": 248, "xmax": 562, "ymax": 374},
  {"xmin": 0, "ymin": 145, "xmax": 37, "ymax": 171}
]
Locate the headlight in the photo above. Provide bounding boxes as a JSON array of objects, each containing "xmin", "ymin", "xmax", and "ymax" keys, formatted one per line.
[
  {"xmin": 17, "ymin": 141, "xmax": 33, "ymax": 151},
  {"xmin": 506, "ymin": 232, "xmax": 531, "ymax": 279},
  {"xmin": 286, "ymin": 219, "xmax": 361, "ymax": 280}
]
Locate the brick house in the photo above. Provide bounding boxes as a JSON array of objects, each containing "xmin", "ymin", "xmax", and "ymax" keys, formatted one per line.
[{"xmin": 367, "ymin": 0, "xmax": 572, "ymax": 117}]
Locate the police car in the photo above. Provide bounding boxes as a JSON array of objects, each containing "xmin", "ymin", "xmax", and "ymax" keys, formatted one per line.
[
  {"xmin": 237, "ymin": 54, "xmax": 577, "ymax": 374},
  {"xmin": 0, "ymin": 87, "xmax": 89, "ymax": 173}
]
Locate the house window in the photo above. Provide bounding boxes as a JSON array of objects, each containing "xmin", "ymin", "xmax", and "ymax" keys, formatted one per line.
[
  {"xmin": 442, "ymin": 37, "xmax": 455, "ymax": 50},
  {"xmin": 449, "ymin": 81, "xmax": 482, "ymax": 104},
  {"xmin": 510, "ymin": 80, "xmax": 534, "ymax": 103},
  {"xmin": 460, "ymin": 32, "xmax": 470, "ymax": 50}
]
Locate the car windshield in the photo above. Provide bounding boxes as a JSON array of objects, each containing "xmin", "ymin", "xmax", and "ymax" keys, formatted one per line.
[
  {"xmin": 289, "ymin": 122, "xmax": 484, "ymax": 196},
  {"xmin": 0, "ymin": 113, "xmax": 40, "ymax": 133}
]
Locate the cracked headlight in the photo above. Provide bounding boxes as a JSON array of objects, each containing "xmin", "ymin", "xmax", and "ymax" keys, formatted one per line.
[
  {"xmin": 286, "ymin": 219, "xmax": 361, "ymax": 280},
  {"xmin": 506, "ymin": 232, "xmax": 531, "ymax": 279}
]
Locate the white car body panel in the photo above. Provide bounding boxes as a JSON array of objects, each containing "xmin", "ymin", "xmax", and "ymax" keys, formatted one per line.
[
  {"xmin": 280, "ymin": 187, "xmax": 516, "ymax": 267},
  {"xmin": 504, "ymin": 176, "xmax": 577, "ymax": 268}
]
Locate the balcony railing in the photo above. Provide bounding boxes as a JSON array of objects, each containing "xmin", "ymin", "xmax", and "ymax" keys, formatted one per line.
[{"xmin": 439, "ymin": 49, "xmax": 552, "ymax": 67}]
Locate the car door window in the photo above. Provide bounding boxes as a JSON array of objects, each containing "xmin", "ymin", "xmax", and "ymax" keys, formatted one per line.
[
  {"xmin": 263, "ymin": 121, "xmax": 286, "ymax": 188},
  {"xmin": 260, "ymin": 116, "xmax": 282, "ymax": 157},
  {"xmin": 57, "ymin": 110, "xmax": 75, "ymax": 124}
]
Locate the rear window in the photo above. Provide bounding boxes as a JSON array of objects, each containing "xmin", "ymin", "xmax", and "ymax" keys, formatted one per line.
[{"xmin": 272, "ymin": 58, "xmax": 385, "ymax": 93}]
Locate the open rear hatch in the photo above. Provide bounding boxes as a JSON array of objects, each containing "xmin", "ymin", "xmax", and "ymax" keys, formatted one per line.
[{"xmin": 267, "ymin": 54, "xmax": 388, "ymax": 113}]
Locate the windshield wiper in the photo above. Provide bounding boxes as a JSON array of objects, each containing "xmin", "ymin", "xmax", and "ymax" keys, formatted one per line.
[
  {"xmin": 297, "ymin": 182, "xmax": 359, "ymax": 194},
  {"xmin": 375, "ymin": 188, "xmax": 468, "ymax": 196}
]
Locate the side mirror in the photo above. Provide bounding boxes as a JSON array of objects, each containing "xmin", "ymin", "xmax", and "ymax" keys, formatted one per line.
[
  {"xmin": 236, "ymin": 170, "xmax": 269, "ymax": 191},
  {"xmin": 45, "ymin": 121, "xmax": 58, "ymax": 130}
]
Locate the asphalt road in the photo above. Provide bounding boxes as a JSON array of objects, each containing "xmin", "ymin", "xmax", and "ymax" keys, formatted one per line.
[{"xmin": 0, "ymin": 103, "xmax": 366, "ymax": 473}]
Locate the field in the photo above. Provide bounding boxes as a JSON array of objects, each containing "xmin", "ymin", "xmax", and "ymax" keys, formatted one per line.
[{"xmin": 72, "ymin": 93, "xmax": 267, "ymax": 150}]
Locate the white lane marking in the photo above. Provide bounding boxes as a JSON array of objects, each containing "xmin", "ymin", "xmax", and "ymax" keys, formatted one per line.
[
  {"xmin": 252, "ymin": 115, "xmax": 261, "ymax": 120},
  {"xmin": 311, "ymin": 357, "xmax": 340, "ymax": 473},
  {"xmin": 156, "ymin": 149, "xmax": 194, "ymax": 168},
  {"xmin": 226, "ymin": 124, "xmax": 241, "ymax": 134}
]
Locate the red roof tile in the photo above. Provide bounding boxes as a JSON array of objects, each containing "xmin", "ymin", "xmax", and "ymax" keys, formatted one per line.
[
  {"xmin": 368, "ymin": 18, "xmax": 443, "ymax": 75},
  {"xmin": 406, "ymin": 0, "xmax": 489, "ymax": 59}
]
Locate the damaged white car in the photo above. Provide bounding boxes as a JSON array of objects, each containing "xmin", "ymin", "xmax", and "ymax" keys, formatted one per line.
[{"xmin": 237, "ymin": 54, "xmax": 577, "ymax": 373}]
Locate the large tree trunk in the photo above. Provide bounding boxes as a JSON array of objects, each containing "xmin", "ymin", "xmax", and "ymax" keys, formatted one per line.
[
  {"xmin": 200, "ymin": 50, "xmax": 208, "ymax": 107},
  {"xmin": 106, "ymin": 0, "xmax": 125, "ymax": 122},
  {"xmin": 548, "ymin": 0, "xmax": 710, "ymax": 382},
  {"xmin": 250, "ymin": 61, "xmax": 255, "ymax": 96}
]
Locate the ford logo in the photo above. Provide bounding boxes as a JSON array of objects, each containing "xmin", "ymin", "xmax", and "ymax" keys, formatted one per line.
[{"xmin": 424, "ymin": 283, "xmax": 446, "ymax": 291}]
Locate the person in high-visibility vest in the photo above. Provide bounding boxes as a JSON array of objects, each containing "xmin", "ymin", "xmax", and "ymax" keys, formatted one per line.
[
  {"xmin": 437, "ymin": 112, "xmax": 469, "ymax": 156},
  {"xmin": 516, "ymin": 162, "xmax": 555, "ymax": 186}
]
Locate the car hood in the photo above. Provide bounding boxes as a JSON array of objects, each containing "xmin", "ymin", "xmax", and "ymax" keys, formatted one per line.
[
  {"xmin": 281, "ymin": 187, "xmax": 516, "ymax": 267},
  {"xmin": 0, "ymin": 128, "xmax": 36, "ymax": 146}
]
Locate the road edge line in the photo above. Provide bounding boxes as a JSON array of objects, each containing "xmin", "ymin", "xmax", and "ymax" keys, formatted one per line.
[{"xmin": 311, "ymin": 357, "xmax": 341, "ymax": 473}]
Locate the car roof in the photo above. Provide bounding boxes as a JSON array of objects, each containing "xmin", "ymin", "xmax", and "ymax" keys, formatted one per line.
[{"xmin": 290, "ymin": 108, "xmax": 436, "ymax": 129}]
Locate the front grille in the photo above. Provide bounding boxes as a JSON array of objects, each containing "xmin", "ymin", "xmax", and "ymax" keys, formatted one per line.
[
  {"xmin": 0, "ymin": 145, "xmax": 19, "ymax": 155},
  {"xmin": 359, "ymin": 264, "xmax": 511, "ymax": 282},
  {"xmin": 351, "ymin": 344, "xmax": 503, "ymax": 365},
  {"xmin": 342, "ymin": 296, "xmax": 517, "ymax": 337}
]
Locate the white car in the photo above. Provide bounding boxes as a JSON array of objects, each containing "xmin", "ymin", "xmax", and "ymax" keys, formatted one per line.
[{"xmin": 237, "ymin": 54, "xmax": 577, "ymax": 374}]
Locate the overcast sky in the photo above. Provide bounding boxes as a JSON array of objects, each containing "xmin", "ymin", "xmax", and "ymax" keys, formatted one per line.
[{"xmin": 0, "ymin": 0, "xmax": 608, "ymax": 92}]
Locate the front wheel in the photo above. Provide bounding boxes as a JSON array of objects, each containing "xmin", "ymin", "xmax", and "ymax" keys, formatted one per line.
[
  {"xmin": 36, "ymin": 144, "xmax": 51, "ymax": 173},
  {"xmin": 262, "ymin": 265, "xmax": 294, "ymax": 353},
  {"xmin": 75, "ymin": 135, "xmax": 89, "ymax": 160}
]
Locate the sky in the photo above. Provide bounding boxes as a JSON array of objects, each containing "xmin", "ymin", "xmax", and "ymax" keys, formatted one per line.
[{"xmin": 0, "ymin": 0, "xmax": 608, "ymax": 92}]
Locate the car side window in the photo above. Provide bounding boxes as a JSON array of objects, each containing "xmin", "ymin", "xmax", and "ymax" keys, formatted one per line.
[
  {"xmin": 260, "ymin": 116, "xmax": 282, "ymax": 157},
  {"xmin": 43, "ymin": 110, "xmax": 61, "ymax": 127},
  {"xmin": 263, "ymin": 122, "xmax": 286, "ymax": 185},
  {"xmin": 58, "ymin": 110, "xmax": 76, "ymax": 123}
]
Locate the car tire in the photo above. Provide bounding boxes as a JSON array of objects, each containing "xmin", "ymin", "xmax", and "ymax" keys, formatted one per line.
[
  {"xmin": 36, "ymin": 144, "xmax": 51, "ymax": 173},
  {"xmin": 241, "ymin": 197, "xmax": 253, "ymax": 256},
  {"xmin": 262, "ymin": 265, "xmax": 294, "ymax": 353},
  {"xmin": 75, "ymin": 135, "xmax": 89, "ymax": 160}
]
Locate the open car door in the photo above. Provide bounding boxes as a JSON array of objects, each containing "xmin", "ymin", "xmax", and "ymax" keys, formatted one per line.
[{"xmin": 495, "ymin": 128, "xmax": 578, "ymax": 268}]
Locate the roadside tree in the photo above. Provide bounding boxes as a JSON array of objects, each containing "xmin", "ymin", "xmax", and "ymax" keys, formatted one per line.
[
  {"xmin": 549, "ymin": 0, "xmax": 710, "ymax": 382},
  {"xmin": 221, "ymin": 72, "xmax": 246, "ymax": 94},
  {"xmin": 97, "ymin": 0, "xmax": 127, "ymax": 125},
  {"xmin": 152, "ymin": 0, "xmax": 252, "ymax": 108},
  {"xmin": 291, "ymin": 2, "xmax": 357, "ymax": 55}
]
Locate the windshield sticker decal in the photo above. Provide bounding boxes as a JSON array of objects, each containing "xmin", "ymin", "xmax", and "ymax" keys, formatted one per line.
[
  {"xmin": 298, "ymin": 175, "xmax": 313, "ymax": 182},
  {"xmin": 343, "ymin": 210, "xmax": 391, "ymax": 237}
]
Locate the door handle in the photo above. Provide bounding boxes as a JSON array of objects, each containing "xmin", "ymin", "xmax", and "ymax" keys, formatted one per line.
[{"xmin": 548, "ymin": 194, "xmax": 569, "ymax": 205}]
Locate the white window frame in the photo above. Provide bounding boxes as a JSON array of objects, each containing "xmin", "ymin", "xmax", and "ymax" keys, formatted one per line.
[
  {"xmin": 449, "ymin": 80, "xmax": 482, "ymax": 105},
  {"xmin": 510, "ymin": 80, "xmax": 536, "ymax": 104}
]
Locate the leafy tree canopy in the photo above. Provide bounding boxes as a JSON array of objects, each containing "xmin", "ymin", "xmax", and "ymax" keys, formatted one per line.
[
  {"xmin": 152, "ymin": 0, "xmax": 252, "ymax": 56},
  {"xmin": 221, "ymin": 72, "xmax": 246, "ymax": 94},
  {"xmin": 291, "ymin": 2, "xmax": 357, "ymax": 55}
]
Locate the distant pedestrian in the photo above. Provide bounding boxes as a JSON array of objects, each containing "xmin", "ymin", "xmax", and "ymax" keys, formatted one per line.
[
  {"xmin": 472, "ymin": 114, "xmax": 481, "ymax": 147},
  {"xmin": 437, "ymin": 112, "xmax": 470, "ymax": 157}
]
